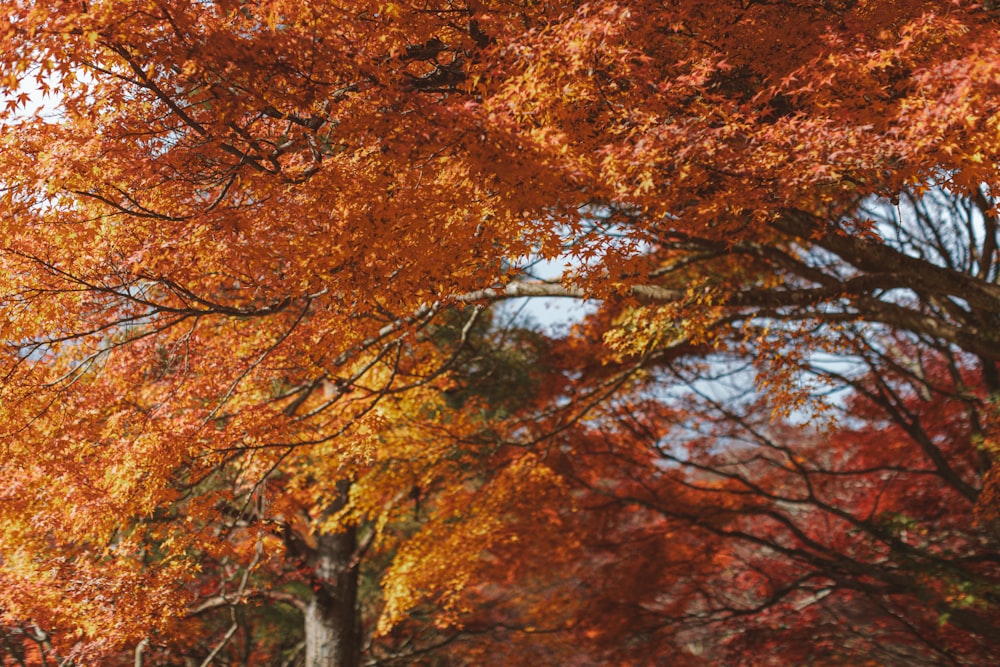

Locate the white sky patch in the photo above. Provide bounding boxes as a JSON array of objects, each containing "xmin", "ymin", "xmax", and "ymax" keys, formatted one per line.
[
  {"xmin": 495, "ymin": 257, "xmax": 597, "ymax": 335},
  {"xmin": 2, "ymin": 71, "xmax": 66, "ymax": 123}
]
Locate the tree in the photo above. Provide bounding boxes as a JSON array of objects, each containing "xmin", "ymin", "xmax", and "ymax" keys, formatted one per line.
[
  {"xmin": 1, "ymin": 0, "xmax": 1000, "ymax": 665},
  {"xmin": 546, "ymin": 339, "xmax": 1000, "ymax": 665}
]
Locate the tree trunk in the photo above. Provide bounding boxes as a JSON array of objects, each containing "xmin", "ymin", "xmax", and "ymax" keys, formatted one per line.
[{"xmin": 303, "ymin": 482, "xmax": 361, "ymax": 667}]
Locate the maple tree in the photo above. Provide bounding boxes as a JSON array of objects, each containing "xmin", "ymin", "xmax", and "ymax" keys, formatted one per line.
[
  {"xmin": 1, "ymin": 0, "xmax": 1000, "ymax": 665},
  {"xmin": 547, "ymin": 340, "xmax": 1000, "ymax": 665}
]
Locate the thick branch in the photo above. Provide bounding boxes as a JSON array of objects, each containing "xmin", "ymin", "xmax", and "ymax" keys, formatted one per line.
[{"xmin": 188, "ymin": 589, "xmax": 309, "ymax": 616}]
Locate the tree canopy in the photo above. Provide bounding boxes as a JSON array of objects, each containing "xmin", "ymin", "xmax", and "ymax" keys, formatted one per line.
[{"xmin": 1, "ymin": 1, "xmax": 999, "ymax": 665}]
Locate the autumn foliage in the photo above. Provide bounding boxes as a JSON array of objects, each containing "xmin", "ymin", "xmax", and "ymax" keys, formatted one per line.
[{"xmin": 1, "ymin": 0, "xmax": 1000, "ymax": 665}]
